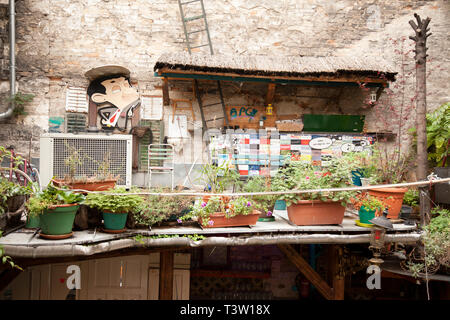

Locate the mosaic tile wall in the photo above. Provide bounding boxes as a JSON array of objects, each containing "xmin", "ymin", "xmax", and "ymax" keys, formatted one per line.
[{"xmin": 210, "ymin": 131, "xmax": 375, "ymax": 176}]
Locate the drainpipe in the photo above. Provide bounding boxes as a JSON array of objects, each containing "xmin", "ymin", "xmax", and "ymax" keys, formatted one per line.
[{"xmin": 0, "ymin": 0, "xmax": 15, "ymax": 120}]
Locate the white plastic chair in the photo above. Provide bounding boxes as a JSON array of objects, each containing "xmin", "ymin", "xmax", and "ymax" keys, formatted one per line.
[{"xmin": 148, "ymin": 144, "xmax": 175, "ymax": 190}]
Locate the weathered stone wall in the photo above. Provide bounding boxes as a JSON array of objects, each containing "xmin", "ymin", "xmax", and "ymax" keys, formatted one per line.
[{"xmin": 0, "ymin": 0, "xmax": 448, "ymax": 167}]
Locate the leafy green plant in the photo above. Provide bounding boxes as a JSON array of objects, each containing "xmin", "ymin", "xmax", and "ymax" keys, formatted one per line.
[
  {"xmin": 271, "ymin": 157, "xmax": 357, "ymax": 207},
  {"xmin": 0, "ymin": 231, "xmax": 22, "ymax": 271},
  {"xmin": 183, "ymin": 195, "xmax": 253, "ymax": 227},
  {"xmin": 228, "ymin": 197, "xmax": 253, "ymax": 216},
  {"xmin": 406, "ymin": 207, "xmax": 450, "ymax": 278},
  {"xmin": 409, "ymin": 102, "xmax": 449, "ymax": 167},
  {"xmin": 358, "ymin": 195, "xmax": 386, "ymax": 212},
  {"xmin": 198, "ymin": 161, "xmax": 241, "ymax": 193},
  {"xmin": 62, "ymin": 142, "xmax": 119, "ymax": 183},
  {"xmin": 7, "ymin": 92, "xmax": 35, "ymax": 116},
  {"xmin": 425, "ymin": 102, "xmax": 449, "ymax": 167},
  {"xmin": 133, "ymin": 188, "xmax": 194, "ymax": 227},
  {"xmin": 403, "ymin": 189, "xmax": 419, "ymax": 207},
  {"xmin": 0, "ymin": 145, "xmax": 24, "ymax": 168},
  {"xmin": 26, "ymin": 182, "xmax": 85, "ymax": 217},
  {"xmin": 83, "ymin": 187, "xmax": 144, "ymax": 214},
  {"xmin": 0, "ymin": 177, "xmax": 33, "ymax": 215},
  {"xmin": 240, "ymin": 176, "xmax": 276, "ymax": 215}
]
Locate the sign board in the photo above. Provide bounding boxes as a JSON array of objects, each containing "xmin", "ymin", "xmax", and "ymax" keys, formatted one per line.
[{"xmin": 309, "ymin": 137, "xmax": 333, "ymax": 150}]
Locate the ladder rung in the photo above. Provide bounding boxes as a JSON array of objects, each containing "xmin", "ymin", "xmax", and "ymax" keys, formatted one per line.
[
  {"xmin": 184, "ymin": 14, "xmax": 205, "ymax": 22},
  {"xmin": 188, "ymin": 29, "xmax": 207, "ymax": 34},
  {"xmin": 180, "ymin": 0, "xmax": 201, "ymax": 5},
  {"xmin": 190, "ymin": 44, "xmax": 209, "ymax": 49},
  {"xmin": 202, "ymin": 102, "xmax": 222, "ymax": 107}
]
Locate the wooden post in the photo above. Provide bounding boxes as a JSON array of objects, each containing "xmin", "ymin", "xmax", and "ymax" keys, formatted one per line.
[
  {"xmin": 329, "ymin": 245, "xmax": 345, "ymax": 300},
  {"xmin": 87, "ymin": 99, "xmax": 98, "ymax": 130},
  {"xmin": 278, "ymin": 244, "xmax": 334, "ymax": 300},
  {"xmin": 265, "ymin": 83, "xmax": 276, "ymax": 105},
  {"xmin": 159, "ymin": 251, "xmax": 174, "ymax": 300},
  {"xmin": 409, "ymin": 13, "xmax": 432, "ymax": 226},
  {"xmin": 162, "ymin": 77, "xmax": 170, "ymax": 106}
]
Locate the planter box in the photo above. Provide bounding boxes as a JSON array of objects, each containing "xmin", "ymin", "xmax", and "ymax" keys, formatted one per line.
[
  {"xmin": 434, "ymin": 167, "xmax": 450, "ymax": 204},
  {"xmin": 287, "ymin": 200, "xmax": 346, "ymax": 226},
  {"xmin": 199, "ymin": 212, "xmax": 260, "ymax": 228},
  {"xmin": 52, "ymin": 178, "xmax": 117, "ymax": 192},
  {"xmin": 368, "ymin": 187, "xmax": 407, "ymax": 219}
]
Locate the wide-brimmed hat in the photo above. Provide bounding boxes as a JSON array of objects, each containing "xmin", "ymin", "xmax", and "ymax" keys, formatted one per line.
[{"xmin": 84, "ymin": 65, "xmax": 131, "ymax": 82}]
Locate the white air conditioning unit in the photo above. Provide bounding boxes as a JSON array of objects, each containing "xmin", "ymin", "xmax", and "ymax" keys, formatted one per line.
[{"xmin": 39, "ymin": 133, "xmax": 133, "ymax": 189}]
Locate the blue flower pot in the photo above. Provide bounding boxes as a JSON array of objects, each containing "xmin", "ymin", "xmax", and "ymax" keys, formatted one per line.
[{"xmin": 352, "ymin": 170, "xmax": 364, "ymax": 186}]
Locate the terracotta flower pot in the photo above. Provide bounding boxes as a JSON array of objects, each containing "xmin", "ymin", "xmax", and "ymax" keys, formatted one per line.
[
  {"xmin": 287, "ymin": 200, "xmax": 346, "ymax": 226},
  {"xmin": 52, "ymin": 179, "xmax": 117, "ymax": 192},
  {"xmin": 199, "ymin": 212, "xmax": 260, "ymax": 228},
  {"xmin": 368, "ymin": 187, "xmax": 407, "ymax": 219}
]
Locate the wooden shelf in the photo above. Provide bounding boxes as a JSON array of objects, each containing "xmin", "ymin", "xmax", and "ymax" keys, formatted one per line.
[{"xmin": 191, "ymin": 269, "xmax": 271, "ymax": 279}]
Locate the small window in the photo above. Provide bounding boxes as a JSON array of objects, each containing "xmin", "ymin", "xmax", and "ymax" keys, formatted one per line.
[
  {"xmin": 66, "ymin": 113, "xmax": 87, "ymax": 133},
  {"xmin": 141, "ymin": 96, "xmax": 163, "ymax": 120},
  {"xmin": 65, "ymin": 87, "xmax": 88, "ymax": 113}
]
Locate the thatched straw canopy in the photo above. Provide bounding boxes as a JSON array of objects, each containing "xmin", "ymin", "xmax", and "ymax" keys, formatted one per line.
[{"xmin": 154, "ymin": 52, "xmax": 397, "ymax": 82}]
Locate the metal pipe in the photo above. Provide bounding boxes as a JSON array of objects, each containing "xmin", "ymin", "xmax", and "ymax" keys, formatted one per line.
[
  {"xmin": 1, "ymin": 232, "xmax": 422, "ymax": 258},
  {"xmin": 0, "ymin": 0, "xmax": 15, "ymax": 120}
]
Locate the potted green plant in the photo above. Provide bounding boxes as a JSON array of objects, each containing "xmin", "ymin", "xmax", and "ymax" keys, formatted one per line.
[
  {"xmin": 272, "ymin": 157, "xmax": 357, "ymax": 226},
  {"xmin": 241, "ymin": 176, "xmax": 276, "ymax": 222},
  {"xmin": 52, "ymin": 143, "xmax": 119, "ymax": 192},
  {"xmin": 425, "ymin": 102, "xmax": 449, "ymax": 204},
  {"xmin": 26, "ymin": 183, "xmax": 85, "ymax": 239},
  {"xmin": 0, "ymin": 177, "xmax": 35, "ymax": 230},
  {"xmin": 83, "ymin": 187, "xmax": 144, "ymax": 232},
  {"xmin": 353, "ymin": 194, "xmax": 386, "ymax": 227},
  {"xmin": 405, "ymin": 207, "xmax": 450, "ymax": 278},
  {"xmin": 183, "ymin": 196, "xmax": 259, "ymax": 228},
  {"xmin": 198, "ymin": 161, "xmax": 241, "ymax": 202},
  {"xmin": 363, "ymin": 143, "xmax": 414, "ymax": 219},
  {"xmin": 132, "ymin": 188, "xmax": 194, "ymax": 228},
  {"xmin": 401, "ymin": 189, "xmax": 420, "ymax": 220},
  {"xmin": 341, "ymin": 150, "xmax": 373, "ymax": 186}
]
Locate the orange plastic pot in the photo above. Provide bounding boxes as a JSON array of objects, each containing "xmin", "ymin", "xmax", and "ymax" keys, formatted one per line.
[
  {"xmin": 287, "ymin": 200, "xmax": 346, "ymax": 226},
  {"xmin": 368, "ymin": 187, "xmax": 407, "ymax": 219}
]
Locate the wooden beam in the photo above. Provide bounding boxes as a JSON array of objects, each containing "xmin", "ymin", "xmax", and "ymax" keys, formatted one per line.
[
  {"xmin": 278, "ymin": 244, "xmax": 334, "ymax": 300},
  {"xmin": 265, "ymin": 83, "xmax": 276, "ymax": 105},
  {"xmin": 87, "ymin": 99, "xmax": 98, "ymax": 129},
  {"xmin": 329, "ymin": 245, "xmax": 345, "ymax": 300},
  {"xmin": 159, "ymin": 251, "xmax": 174, "ymax": 300},
  {"xmin": 157, "ymin": 68, "xmax": 390, "ymax": 85},
  {"xmin": 162, "ymin": 77, "xmax": 170, "ymax": 106}
]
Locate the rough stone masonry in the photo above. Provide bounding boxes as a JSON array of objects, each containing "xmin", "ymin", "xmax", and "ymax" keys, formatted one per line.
[{"xmin": 0, "ymin": 0, "xmax": 448, "ymax": 167}]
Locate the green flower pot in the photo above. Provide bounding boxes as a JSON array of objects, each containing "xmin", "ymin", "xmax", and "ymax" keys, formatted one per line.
[
  {"xmin": 103, "ymin": 211, "xmax": 128, "ymax": 230},
  {"xmin": 39, "ymin": 204, "xmax": 79, "ymax": 235},
  {"xmin": 25, "ymin": 214, "xmax": 40, "ymax": 229},
  {"xmin": 359, "ymin": 206, "xmax": 376, "ymax": 225}
]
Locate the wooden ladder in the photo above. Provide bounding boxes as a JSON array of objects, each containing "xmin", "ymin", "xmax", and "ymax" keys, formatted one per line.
[{"xmin": 177, "ymin": 0, "xmax": 228, "ymax": 133}]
